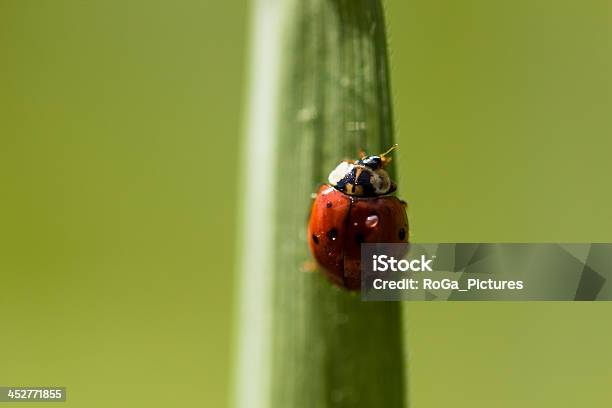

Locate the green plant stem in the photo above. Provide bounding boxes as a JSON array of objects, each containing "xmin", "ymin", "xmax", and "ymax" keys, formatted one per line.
[{"xmin": 235, "ymin": 0, "xmax": 406, "ymax": 407}]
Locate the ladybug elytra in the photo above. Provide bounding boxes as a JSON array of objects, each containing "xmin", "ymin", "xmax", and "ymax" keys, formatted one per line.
[{"xmin": 308, "ymin": 145, "xmax": 409, "ymax": 290}]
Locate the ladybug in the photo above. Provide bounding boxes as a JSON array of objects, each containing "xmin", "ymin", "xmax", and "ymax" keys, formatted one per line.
[{"xmin": 308, "ymin": 145, "xmax": 409, "ymax": 290}]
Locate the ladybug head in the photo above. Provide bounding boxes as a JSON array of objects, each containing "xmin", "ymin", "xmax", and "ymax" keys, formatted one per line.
[
  {"xmin": 357, "ymin": 144, "xmax": 398, "ymax": 170},
  {"xmin": 328, "ymin": 144, "xmax": 399, "ymax": 197}
]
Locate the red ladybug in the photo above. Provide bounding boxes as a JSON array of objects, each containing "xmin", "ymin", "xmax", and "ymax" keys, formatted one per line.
[{"xmin": 308, "ymin": 145, "xmax": 409, "ymax": 290}]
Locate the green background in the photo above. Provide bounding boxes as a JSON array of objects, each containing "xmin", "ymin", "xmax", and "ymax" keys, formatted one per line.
[{"xmin": 1, "ymin": 0, "xmax": 610, "ymax": 407}]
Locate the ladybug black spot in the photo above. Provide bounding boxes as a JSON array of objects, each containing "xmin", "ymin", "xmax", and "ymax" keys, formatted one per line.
[
  {"xmin": 355, "ymin": 233, "xmax": 365, "ymax": 245},
  {"xmin": 326, "ymin": 201, "xmax": 332, "ymax": 208},
  {"xmin": 327, "ymin": 228, "xmax": 338, "ymax": 241},
  {"xmin": 399, "ymin": 228, "xmax": 406, "ymax": 241},
  {"xmin": 312, "ymin": 234, "xmax": 319, "ymax": 245}
]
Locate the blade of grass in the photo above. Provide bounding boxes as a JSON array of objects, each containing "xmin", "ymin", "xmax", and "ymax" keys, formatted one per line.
[{"xmin": 234, "ymin": 1, "xmax": 407, "ymax": 407}]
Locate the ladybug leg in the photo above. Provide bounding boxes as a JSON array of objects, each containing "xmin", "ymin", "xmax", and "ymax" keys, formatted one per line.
[{"xmin": 300, "ymin": 260, "xmax": 318, "ymax": 273}]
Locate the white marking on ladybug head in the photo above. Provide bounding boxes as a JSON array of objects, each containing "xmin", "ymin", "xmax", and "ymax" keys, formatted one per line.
[
  {"xmin": 371, "ymin": 169, "xmax": 391, "ymax": 194},
  {"xmin": 328, "ymin": 161, "xmax": 353, "ymax": 186}
]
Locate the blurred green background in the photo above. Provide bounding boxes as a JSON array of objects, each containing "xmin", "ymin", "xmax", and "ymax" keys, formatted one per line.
[{"xmin": 1, "ymin": 0, "xmax": 611, "ymax": 407}]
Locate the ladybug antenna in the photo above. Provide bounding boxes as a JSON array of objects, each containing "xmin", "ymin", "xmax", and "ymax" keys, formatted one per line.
[
  {"xmin": 380, "ymin": 144, "xmax": 399, "ymax": 157},
  {"xmin": 380, "ymin": 144, "xmax": 398, "ymax": 166}
]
